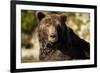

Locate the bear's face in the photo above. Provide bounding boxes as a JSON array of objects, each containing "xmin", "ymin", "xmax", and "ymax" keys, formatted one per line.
[{"xmin": 37, "ymin": 12, "xmax": 67, "ymax": 46}]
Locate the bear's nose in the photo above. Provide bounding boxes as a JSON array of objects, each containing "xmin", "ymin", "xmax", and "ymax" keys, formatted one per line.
[{"xmin": 50, "ymin": 34, "xmax": 56, "ymax": 38}]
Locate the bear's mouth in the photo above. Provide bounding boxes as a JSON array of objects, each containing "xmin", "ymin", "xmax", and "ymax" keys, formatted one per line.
[
  {"xmin": 49, "ymin": 38, "xmax": 57, "ymax": 42},
  {"xmin": 46, "ymin": 39, "xmax": 58, "ymax": 48}
]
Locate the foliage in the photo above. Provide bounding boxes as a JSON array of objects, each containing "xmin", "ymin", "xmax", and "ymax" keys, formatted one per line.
[{"xmin": 21, "ymin": 10, "xmax": 37, "ymax": 34}]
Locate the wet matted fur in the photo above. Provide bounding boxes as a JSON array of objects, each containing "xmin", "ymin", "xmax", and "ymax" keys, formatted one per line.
[{"xmin": 37, "ymin": 12, "xmax": 90, "ymax": 61}]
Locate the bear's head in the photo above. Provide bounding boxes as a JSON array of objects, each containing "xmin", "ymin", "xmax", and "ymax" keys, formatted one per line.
[{"xmin": 37, "ymin": 12, "xmax": 67, "ymax": 48}]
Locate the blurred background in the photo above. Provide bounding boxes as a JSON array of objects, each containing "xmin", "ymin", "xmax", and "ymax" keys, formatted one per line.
[{"xmin": 21, "ymin": 10, "xmax": 90, "ymax": 63}]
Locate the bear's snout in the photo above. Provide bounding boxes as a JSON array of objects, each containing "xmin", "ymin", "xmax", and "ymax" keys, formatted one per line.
[
  {"xmin": 50, "ymin": 33, "xmax": 56, "ymax": 38},
  {"xmin": 48, "ymin": 32, "xmax": 58, "ymax": 43}
]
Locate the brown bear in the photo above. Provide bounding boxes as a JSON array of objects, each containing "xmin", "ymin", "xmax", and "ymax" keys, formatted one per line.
[{"xmin": 37, "ymin": 12, "xmax": 90, "ymax": 61}]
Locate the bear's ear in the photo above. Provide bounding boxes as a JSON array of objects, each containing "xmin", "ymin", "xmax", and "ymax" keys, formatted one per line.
[
  {"xmin": 36, "ymin": 12, "xmax": 45, "ymax": 22},
  {"xmin": 60, "ymin": 15, "xmax": 67, "ymax": 24}
]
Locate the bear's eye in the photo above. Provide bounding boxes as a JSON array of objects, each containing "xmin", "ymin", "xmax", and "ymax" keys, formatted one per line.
[
  {"xmin": 56, "ymin": 23, "xmax": 61, "ymax": 27},
  {"xmin": 57, "ymin": 23, "xmax": 60, "ymax": 26}
]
